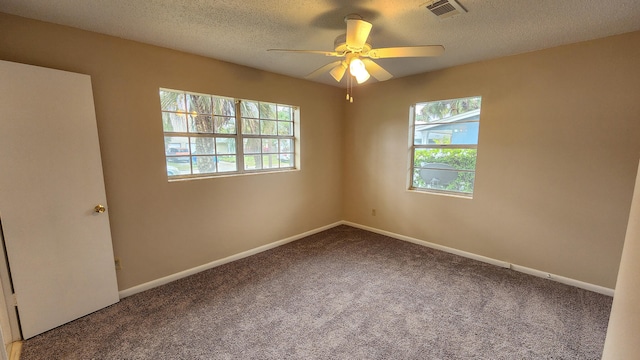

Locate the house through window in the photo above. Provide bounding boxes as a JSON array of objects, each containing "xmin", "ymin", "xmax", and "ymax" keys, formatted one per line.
[
  {"xmin": 410, "ymin": 96, "xmax": 481, "ymax": 197},
  {"xmin": 160, "ymin": 89, "xmax": 298, "ymax": 179}
]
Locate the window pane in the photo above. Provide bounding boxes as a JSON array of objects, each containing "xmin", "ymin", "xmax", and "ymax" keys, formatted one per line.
[
  {"xmin": 243, "ymin": 138, "xmax": 261, "ymax": 154},
  {"xmin": 414, "ymin": 148, "xmax": 477, "ymax": 171},
  {"xmin": 188, "ymin": 115, "xmax": 213, "ymax": 133},
  {"xmin": 166, "ymin": 156, "xmax": 190, "ymax": 165},
  {"xmin": 279, "ymin": 139, "xmax": 293, "ymax": 152},
  {"xmin": 277, "ymin": 121, "xmax": 293, "ymax": 136},
  {"xmin": 215, "ymin": 138, "xmax": 236, "ymax": 155},
  {"xmin": 414, "ymin": 122, "xmax": 479, "ymax": 145},
  {"xmin": 262, "ymin": 138, "xmax": 278, "ymax": 153},
  {"xmin": 279, "ymin": 153, "xmax": 292, "ymax": 166},
  {"xmin": 190, "ymin": 137, "xmax": 215, "ymax": 155},
  {"xmin": 241, "ymin": 101, "xmax": 259, "ymax": 118},
  {"xmin": 415, "ymin": 167, "xmax": 458, "ymax": 188},
  {"xmin": 242, "ymin": 118, "xmax": 259, "ymax": 135},
  {"xmin": 192, "ymin": 156, "xmax": 216, "ymax": 174},
  {"xmin": 450, "ymin": 122, "xmax": 479, "ymax": 145},
  {"xmin": 262, "ymin": 154, "xmax": 279, "ymax": 169},
  {"xmin": 187, "ymin": 94, "xmax": 211, "ymax": 114},
  {"xmin": 260, "ymin": 120, "xmax": 277, "ymax": 135},
  {"xmin": 165, "ymin": 136, "xmax": 189, "ymax": 156},
  {"xmin": 218, "ymin": 155, "xmax": 237, "ymax": 172},
  {"xmin": 244, "ymin": 155, "xmax": 262, "ymax": 170},
  {"xmin": 414, "ymin": 128, "xmax": 452, "ymax": 145},
  {"xmin": 166, "ymin": 160, "xmax": 190, "ymax": 177},
  {"xmin": 277, "ymin": 105, "xmax": 292, "ymax": 120},
  {"xmin": 213, "ymin": 97, "xmax": 235, "ymax": 116},
  {"xmin": 414, "ymin": 168, "xmax": 475, "ymax": 194},
  {"xmin": 159, "ymin": 90, "xmax": 186, "ymax": 111},
  {"xmin": 214, "ymin": 116, "xmax": 236, "ymax": 134},
  {"xmin": 415, "ymin": 96, "xmax": 481, "ymax": 123},
  {"xmin": 162, "ymin": 112, "xmax": 187, "ymax": 132},
  {"xmin": 260, "ymin": 102, "xmax": 277, "ymax": 119}
]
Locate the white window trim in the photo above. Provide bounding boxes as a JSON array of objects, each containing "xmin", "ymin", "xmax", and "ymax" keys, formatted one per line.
[{"xmin": 408, "ymin": 96, "xmax": 481, "ymax": 197}]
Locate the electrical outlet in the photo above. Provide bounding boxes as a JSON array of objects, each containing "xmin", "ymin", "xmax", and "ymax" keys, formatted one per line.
[
  {"xmin": 114, "ymin": 258, "xmax": 122, "ymax": 270},
  {"xmin": 371, "ymin": 209, "xmax": 376, "ymax": 216}
]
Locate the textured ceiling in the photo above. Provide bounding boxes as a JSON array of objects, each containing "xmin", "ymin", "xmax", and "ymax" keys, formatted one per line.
[{"xmin": 1, "ymin": 0, "xmax": 640, "ymax": 87}]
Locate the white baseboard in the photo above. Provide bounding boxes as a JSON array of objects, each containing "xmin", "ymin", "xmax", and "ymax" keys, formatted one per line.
[
  {"xmin": 341, "ymin": 221, "xmax": 511, "ymax": 269},
  {"xmin": 342, "ymin": 221, "xmax": 615, "ymax": 297},
  {"xmin": 118, "ymin": 221, "xmax": 343, "ymax": 298},
  {"xmin": 119, "ymin": 220, "xmax": 614, "ymax": 298},
  {"xmin": 509, "ymin": 264, "xmax": 614, "ymax": 296}
]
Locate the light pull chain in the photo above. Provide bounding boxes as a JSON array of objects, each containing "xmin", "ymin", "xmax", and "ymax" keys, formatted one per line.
[
  {"xmin": 346, "ymin": 78, "xmax": 350, "ymax": 101},
  {"xmin": 350, "ymin": 75, "xmax": 354, "ymax": 103}
]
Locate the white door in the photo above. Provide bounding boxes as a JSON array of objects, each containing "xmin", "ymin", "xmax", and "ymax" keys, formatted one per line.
[{"xmin": 0, "ymin": 60, "xmax": 119, "ymax": 339}]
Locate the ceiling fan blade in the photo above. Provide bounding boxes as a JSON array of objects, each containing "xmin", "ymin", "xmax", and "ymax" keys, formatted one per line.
[
  {"xmin": 367, "ymin": 45, "xmax": 445, "ymax": 59},
  {"xmin": 329, "ymin": 62, "xmax": 347, "ymax": 82},
  {"xmin": 267, "ymin": 49, "xmax": 343, "ymax": 57},
  {"xmin": 305, "ymin": 61, "xmax": 343, "ymax": 79},
  {"xmin": 346, "ymin": 19, "xmax": 372, "ymax": 50},
  {"xmin": 361, "ymin": 59, "xmax": 393, "ymax": 82}
]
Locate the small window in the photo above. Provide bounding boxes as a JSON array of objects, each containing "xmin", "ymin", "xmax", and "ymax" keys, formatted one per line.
[
  {"xmin": 410, "ymin": 96, "xmax": 481, "ymax": 197},
  {"xmin": 160, "ymin": 89, "xmax": 297, "ymax": 179}
]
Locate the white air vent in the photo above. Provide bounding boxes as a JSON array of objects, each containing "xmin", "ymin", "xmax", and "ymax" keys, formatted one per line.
[{"xmin": 422, "ymin": 0, "xmax": 467, "ymax": 19}]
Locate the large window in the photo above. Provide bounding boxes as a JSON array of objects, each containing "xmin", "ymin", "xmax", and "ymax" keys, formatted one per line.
[
  {"xmin": 160, "ymin": 89, "xmax": 297, "ymax": 179},
  {"xmin": 410, "ymin": 96, "xmax": 481, "ymax": 197}
]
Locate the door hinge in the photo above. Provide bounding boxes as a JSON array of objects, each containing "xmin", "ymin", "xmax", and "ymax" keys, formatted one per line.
[{"xmin": 11, "ymin": 293, "xmax": 17, "ymax": 307}]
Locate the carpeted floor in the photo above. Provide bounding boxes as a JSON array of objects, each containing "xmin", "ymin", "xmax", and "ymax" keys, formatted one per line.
[{"xmin": 21, "ymin": 225, "xmax": 612, "ymax": 359}]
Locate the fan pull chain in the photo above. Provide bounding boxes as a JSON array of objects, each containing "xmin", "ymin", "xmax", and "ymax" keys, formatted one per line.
[
  {"xmin": 346, "ymin": 73, "xmax": 350, "ymax": 102},
  {"xmin": 350, "ymin": 74, "xmax": 354, "ymax": 103},
  {"xmin": 346, "ymin": 74, "xmax": 354, "ymax": 103}
]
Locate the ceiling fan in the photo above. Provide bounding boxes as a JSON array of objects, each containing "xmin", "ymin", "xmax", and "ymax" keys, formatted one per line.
[{"xmin": 268, "ymin": 14, "xmax": 445, "ymax": 85}]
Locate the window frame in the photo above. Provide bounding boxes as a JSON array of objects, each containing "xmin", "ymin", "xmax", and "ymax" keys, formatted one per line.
[
  {"xmin": 409, "ymin": 96, "xmax": 482, "ymax": 198},
  {"xmin": 160, "ymin": 88, "xmax": 299, "ymax": 180}
]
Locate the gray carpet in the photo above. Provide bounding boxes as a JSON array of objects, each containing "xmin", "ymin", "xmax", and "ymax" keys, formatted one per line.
[{"xmin": 21, "ymin": 225, "xmax": 612, "ymax": 359}]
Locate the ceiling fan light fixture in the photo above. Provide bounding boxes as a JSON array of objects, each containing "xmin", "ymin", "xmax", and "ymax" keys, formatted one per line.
[
  {"xmin": 349, "ymin": 58, "xmax": 370, "ymax": 84},
  {"xmin": 349, "ymin": 58, "xmax": 370, "ymax": 83},
  {"xmin": 330, "ymin": 62, "xmax": 347, "ymax": 82},
  {"xmin": 354, "ymin": 70, "xmax": 370, "ymax": 84}
]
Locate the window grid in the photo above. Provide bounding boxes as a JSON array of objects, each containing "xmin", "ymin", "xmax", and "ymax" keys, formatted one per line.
[
  {"xmin": 160, "ymin": 89, "xmax": 297, "ymax": 179},
  {"xmin": 239, "ymin": 100, "xmax": 295, "ymax": 172}
]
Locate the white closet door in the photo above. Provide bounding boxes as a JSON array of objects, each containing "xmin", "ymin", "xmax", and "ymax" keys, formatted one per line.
[{"xmin": 0, "ymin": 60, "xmax": 119, "ymax": 339}]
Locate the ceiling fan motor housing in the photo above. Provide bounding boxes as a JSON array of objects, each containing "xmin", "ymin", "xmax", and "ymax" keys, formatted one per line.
[{"xmin": 334, "ymin": 34, "xmax": 372, "ymax": 55}]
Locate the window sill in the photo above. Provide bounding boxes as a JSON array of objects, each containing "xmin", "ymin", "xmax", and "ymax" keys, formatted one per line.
[
  {"xmin": 407, "ymin": 187, "xmax": 473, "ymax": 199},
  {"xmin": 168, "ymin": 168, "xmax": 300, "ymax": 182}
]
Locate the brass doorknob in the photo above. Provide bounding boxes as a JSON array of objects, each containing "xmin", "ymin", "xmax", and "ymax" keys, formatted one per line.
[{"xmin": 94, "ymin": 204, "xmax": 106, "ymax": 213}]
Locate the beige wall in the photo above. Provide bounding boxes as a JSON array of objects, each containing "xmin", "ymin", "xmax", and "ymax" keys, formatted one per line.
[
  {"xmin": 0, "ymin": 13, "xmax": 345, "ymax": 290},
  {"xmin": 343, "ymin": 31, "xmax": 640, "ymax": 289},
  {"xmin": 602, "ymin": 160, "xmax": 640, "ymax": 359}
]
